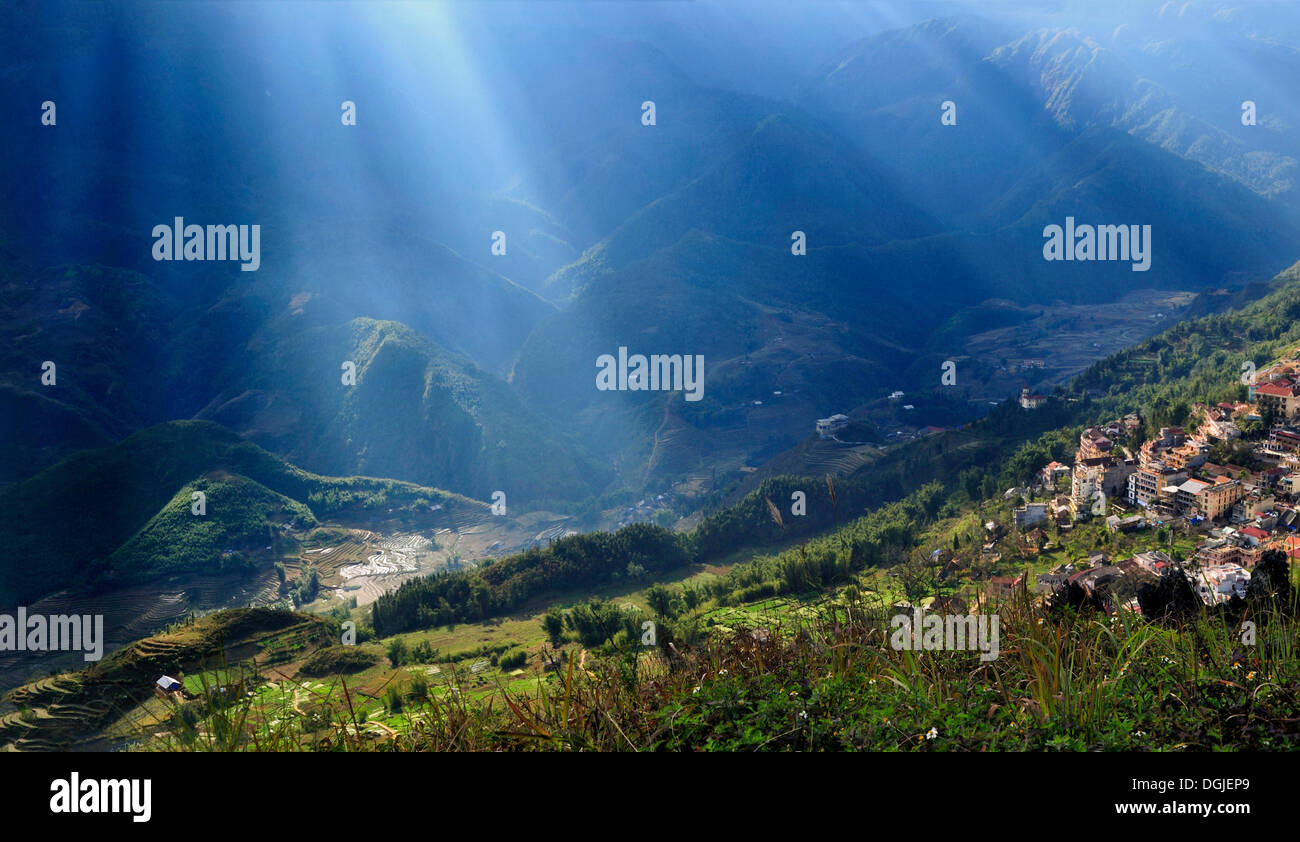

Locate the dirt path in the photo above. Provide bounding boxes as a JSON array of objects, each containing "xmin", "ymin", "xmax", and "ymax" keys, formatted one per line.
[
  {"xmin": 368, "ymin": 719, "xmax": 397, "ymax": 738},
  {"xmin": 642, "ymin": 394, "xmax": 677, "ymax": 484}
]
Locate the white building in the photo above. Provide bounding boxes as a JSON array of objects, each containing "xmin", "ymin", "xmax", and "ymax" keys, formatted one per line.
[
  {"xmin": 816, "ymin": 414, "xmax": 850, "ymax": 438},
  {"xmin": 1019, "ymin": 387, "xmax": 1047, "ymax": 410}
]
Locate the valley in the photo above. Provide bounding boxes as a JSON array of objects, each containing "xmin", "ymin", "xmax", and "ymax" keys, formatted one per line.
[
  {"xmin": 3, "ymin": 0, "xmax": 1300, "ymax": 764},
  {"xmin": 960, "ymin": 288, "xmax": 1201, "ymax": 397}
]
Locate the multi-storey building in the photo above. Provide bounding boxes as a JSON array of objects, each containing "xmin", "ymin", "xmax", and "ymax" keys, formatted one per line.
[
  {"xmin": 1078, "ymin": 427, "xmax": 1114, "ymax": 460},
  {"xmin": 1266, "ymin": 425, "xmax": 1300, "ymax": 455},
  {"xmin": 1174, "ymin": 477, "xmax": 1247, "ymax": 520},
  {"xmin": 1167, "ymin": 440, "xmax": 1210, "ymax": 471},
  {"xmin": 1071, "ymin": 456, "xmax": 1136, "ymax": 519},
  {"xmin": 1197, "ymin": 539, "xmax": 1263, "ymax": 569},
  {"xmin": 1251, "ymin": 378, "xmax": 1300, "ymax": 420},
  {"xmin": 1128, "ymin": 460, "xmax": 1186, "ymax": 507},
  {"xmin": 1199, "ymin": 478, "xmax": 1248, "ymax": 520}
]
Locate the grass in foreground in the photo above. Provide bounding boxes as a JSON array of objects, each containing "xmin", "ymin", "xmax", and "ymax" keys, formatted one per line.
[{"xmin": 145, "ymin": 585, "xmax": 1300, "ymax": 752}]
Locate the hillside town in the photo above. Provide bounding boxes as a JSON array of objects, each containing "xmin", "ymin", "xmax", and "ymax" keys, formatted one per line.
[{"xmin": 1007, "ymin": 349, "xmax": 1300, "ymax": 613}]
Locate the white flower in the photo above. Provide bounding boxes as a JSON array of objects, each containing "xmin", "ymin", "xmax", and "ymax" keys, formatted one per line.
[
  {"xmin": 798, "ymin": 710, "xmax": 808, "ymax": 720},
  {"xmin": 925, "ymin": 727, "xmax": 938, "ymax": 740},
  {"xmin": 693, "ymin": 686, "xmax": 700, "ymax": 694}
]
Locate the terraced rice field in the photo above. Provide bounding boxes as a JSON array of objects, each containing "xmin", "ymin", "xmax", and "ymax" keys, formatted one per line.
[
  {"xmin": 340, "ymin": 534, "xmax": 431, "ymax": 578},
  {"xmin": 301, "ymin": 531, "xmax": 455, "ymax": 607},
  {"xmin": 2, "ymin": 612, "xmax": 336, "ymax": 751},
  {"xmin": 0, "ymin": 570, "xmax": 282, "ymax": 695},
  {"xmin": 300, "ymin": 535, "xmax": 370, "ymax": 582},
  {"xmin": 801, "ymin": 440, "xmax": 880, "ymax": 477},
  {"xmin": 0, "ymin": 675, "xmax": 117, "ymax": 751}
]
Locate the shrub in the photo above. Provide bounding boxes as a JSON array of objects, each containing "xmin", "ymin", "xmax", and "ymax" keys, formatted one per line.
[
  {"xmin": 298, "ymin": 645, "xmax": 379, "ymax": 676},
  {"xmin": 498, "ymin": 649, "xmax": 528, "ymax": 671},
  {"xmin": 384, "ymin": 684, "xmax": 404, "ymax": 714}
]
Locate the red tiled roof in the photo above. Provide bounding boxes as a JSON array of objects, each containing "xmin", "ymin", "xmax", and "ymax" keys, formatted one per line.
[{"xmin": 1255, "ymin": 381, "xmax": 1298, "ymax": 397}]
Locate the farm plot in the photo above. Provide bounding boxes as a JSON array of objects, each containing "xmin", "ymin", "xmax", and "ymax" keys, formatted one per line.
[
  {"xmin": 340, "ymin": 534, "xmax": 431, "ymax": 579},
  {"xmin": 301, "ymin": 532, "xmax": 441, "ymax": 608},
  {"xmin": 0, "ymin": 569, "xmax": 282, "ymax": 696}
]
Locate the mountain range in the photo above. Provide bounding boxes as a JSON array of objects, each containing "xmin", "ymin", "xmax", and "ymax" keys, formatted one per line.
[{"xmin": 3, "ymin": 0, "xmax": 1300, "ymax": 613}]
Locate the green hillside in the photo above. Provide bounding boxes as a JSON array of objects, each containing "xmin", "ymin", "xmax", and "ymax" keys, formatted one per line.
[
  {"xmin": 108, "ymin": 472, "xmax": 317, "ymax": 582},
  {"xmin": 8, "ymin": 258, "xmax": 1300, "ymax": 753},
  {"xmin": 0, "ymin": 262, "xmax": 178, "ymax": 480},
  {"xmin": 0, "ymin": 420, "xmax": 478, "ymax": 604},
  {"xmin": 200, "ymin": 318, "xmax": 610, "ymax": 505},
  {"xmin": 367, "ymin": 259, "xmax": 1300, "ymax": 637},
  {"xmin": 0, "ymin": 608, "xmax": 333, "ymax": 751},
  {"xmin": 832, "ymin": 261, "xmax": 1300, "ymax": 503}
]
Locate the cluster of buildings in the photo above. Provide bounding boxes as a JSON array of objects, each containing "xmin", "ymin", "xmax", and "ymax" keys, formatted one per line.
[
  {"xmin": 1051, "ymin": 414, "xmax": 1143, "ymax": 520},
  {"xmin": 1011, "ymin": 356, "xmax": 1300, "ymax": 609},
  {"xmin": 1028, "ymin": 496, "xmax": 1299, "ymax": 610},
  {"xmin": 1131, "ymin": 549, "xmax": 1251, "ymax": 605},
  {"xmin": 1124, "ymin": 424, "xmax": 1250, "ymax": 520},
  {"xmin": 1029, "ymin": 547, "xmax": 1254, "ymax": 612},
  {"xmin": 992, "ymin": 353, "xmax": 1300, "ymax": 614},
  {"xmin": 614, "ymin": 493, "xmax": 677, "ymax": 529},
  {"xmin": 1045, "ymin": 375, "xmax": 1300, "ymax": 527}
]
